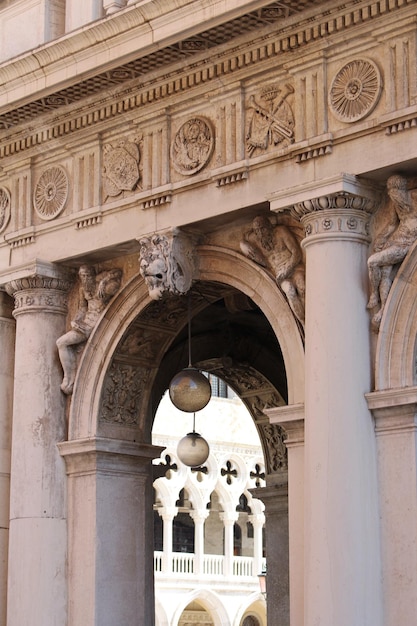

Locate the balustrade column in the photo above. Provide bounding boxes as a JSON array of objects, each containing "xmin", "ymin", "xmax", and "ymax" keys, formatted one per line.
[
  {"xmin": 190, "ymin": 511, "xmax": 208, "ymax": 575},
  {"xmin": 160, "ymin": 507, "xmax": 176, "ymax": 573},
  {"xmin": 220, "ymin": 512, "xmax": 238, "ymax": 577},
  {"xmin": 4, "ymin": 262, "xmax": 72, "ymax": 626},
  {"xmin": 275, "ymin": 176, "xmax": 383, "ymax": 626},
  {"xmin": 249, "ymin": 513, "xmax": 265, "ymax": 578},
  {"xmin": 0, "ymin": 291, "xmax": 15, "ymax": 626}
]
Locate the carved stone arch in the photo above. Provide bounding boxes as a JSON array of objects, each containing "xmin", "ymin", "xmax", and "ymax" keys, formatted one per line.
[
  {"xmin": 68, "ymin": 245, "xmax": 305, "ymax": 446},
  {"xmin": 374, "ymin": 238, "xmax": 417, "ymax": 390},
  {"xmin": 172, "ymin": 588, "xmax": 231, "ymax": 626}
]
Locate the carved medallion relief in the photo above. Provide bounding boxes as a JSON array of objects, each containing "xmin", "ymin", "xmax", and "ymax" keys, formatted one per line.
[
  {"xmin": 33, "ymin": 165, "xmax": 69, "ymax": 220},
  {"xmin": 329, "ymin": 58, "xmax": 382, "ymax": 123},
  {"xmin": 0, "ymin": 187, "xmax": 11, "ymax": 233},
  {"xmin": 170, "ymin": 117, "xmax": 214, "ymax": 175},
  {"xmin": 246, "ymin": 83, "xmax": 295, "ymax": 156},
  {"xmin": 102, "ymin": 136, "xmax": 141, "ymax": 200}
]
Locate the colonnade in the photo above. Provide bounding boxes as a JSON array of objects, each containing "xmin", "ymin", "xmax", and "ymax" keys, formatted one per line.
[{"xmin": 0, "ymin": 176, "xmax": 416, "ymax": 625}]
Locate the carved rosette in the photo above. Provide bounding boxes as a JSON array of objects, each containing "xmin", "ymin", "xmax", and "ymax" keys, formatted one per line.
[
  {"xmin": 329, "ymin": 58, "xmax": 382, "ymax": 123},
  {"xmin": 0, "ymin": 187, "xmax": 11, "ymax": 233},
  {"xmin": 5, "ymin": 274, "xmax": 72, "ymax": 317},
  {"xmin": 33, "ymin": 166, "xmax": 69, "ymax": 220},
  {"xmin": 171, "ymin": 117, "xmax": 214, "ymax": 175}
]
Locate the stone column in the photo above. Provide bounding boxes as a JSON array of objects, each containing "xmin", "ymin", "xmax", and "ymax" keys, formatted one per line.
[
  {"xmin": 254, "ymin": 474, "xmax": 289, "ymax": 626},
  {"xmin": 366, "ymin": 388, "xmax": 417, "ymax": 626},
  {"xmin": 4, "ymin": 262, "xmax": 72, "ymax": 626},
  {"xmin": 190, "ymin": 511, "xmax": 208, "ymax": 575},
  {"xmin": 59, "ymin": 437, "xmax": 163, "ymax": 626},
  {"xmin": 271, "ymin": 175, "xmax": 383, "ymax": 626},
  {"xmin": 0, "ymin": 291, "xmax": 15, "ymax": 626},
  {"xmin": 160, "ymin": 507, "xmax": 176, "ymax": 573},
  {"xmin": 267, "ymin": 404, "xmax": 304, "ymax": 626},
  {"xmin": 220, "ymin": 512, "xmax": 238, "ymax": 577}
]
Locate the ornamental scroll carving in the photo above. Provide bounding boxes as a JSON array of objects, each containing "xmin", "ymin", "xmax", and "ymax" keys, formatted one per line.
[
  {"xmin": 171, "ymin": 117, "xmax": 214, "ymax": 175},
  {"xmin": 367, "ymin": 174, "xmax": 417, "ymax": 330},
  {"xmin": 33, "ymin": 166, "xmax": 69, "ymax": 220},
  {"xmin": 240, "ymin": 214, "xmax": 305, "ymax": 325},
  {"xmin": 329, "ymin": 58, "xmax": 382, "ymax": 123},
  {"xmin": 56, "ymin": 264, "xmax": 122, "ymax": 395},
  {"xmin": 0, "ymin": 187, "xmax": 11, "ymax": 233},
  {"xmin": 102, "ymin": 136, "xmax": 141, "ymax": 200},
  {"xmin": 260, "ymin": 423, "xmax": 288, "ymax": 473},
  {"xmin": 139, "ymin": 229, "xmax": 196, "ymax": 300},
  {"xmin": 246, "ymin": 83, "xmax": 294, "ymax": 156},
  {"xmin": 100, "ymin": 361, "xmax": 149, "ymax": 426}
]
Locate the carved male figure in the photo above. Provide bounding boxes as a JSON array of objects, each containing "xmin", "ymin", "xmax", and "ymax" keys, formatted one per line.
[
  {"xmin": 367, "ymin": 175, "xmax": 417, "ymax": 328},
  {"xmin": 57, "ymin": 264, "xmax": 122, "ymax": 394},
  {"xmin": 240, "ymin": 215, "xmax": 305, "ymax": 324}
]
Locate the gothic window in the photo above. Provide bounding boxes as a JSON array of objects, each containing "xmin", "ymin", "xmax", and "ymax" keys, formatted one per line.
[
  {"xmin": 173, "ymin": 513, "xmax": 195, "ymax": 553},
  {"xmin": 153, "ymin": 510, "xmax": 163, "ymax": 551}
]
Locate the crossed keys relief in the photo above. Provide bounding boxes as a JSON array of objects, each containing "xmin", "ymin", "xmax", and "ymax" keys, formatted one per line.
[{"xmin": 246, "ymin": 83, "xmax": 295, "ymax": 156}]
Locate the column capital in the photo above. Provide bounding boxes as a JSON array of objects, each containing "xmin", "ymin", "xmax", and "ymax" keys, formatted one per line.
[
  {"xmin": 268, "ymin": 173, "xmax": 381, "ymax": 244},
  {"xmin": 2, "ymin": 260, "xmax": 73, "ymax": 317},
  {"xmin": 189, "ymin": 510, "xmax": 209, "ymax": 524}
]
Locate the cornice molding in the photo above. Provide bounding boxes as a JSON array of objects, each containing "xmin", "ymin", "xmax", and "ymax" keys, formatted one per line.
[{"xmin": 0, "ymin": 0, "xmax": 414, "ymax": 148}]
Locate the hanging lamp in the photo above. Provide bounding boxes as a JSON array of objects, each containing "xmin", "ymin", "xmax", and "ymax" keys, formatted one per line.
[
  {"xmin": 169, "ymin": 294, "xmax": 211, "ymax": 413},
  {"xmin": 177, "ymin": 412, "xmax": 210, "ymax": 467}
]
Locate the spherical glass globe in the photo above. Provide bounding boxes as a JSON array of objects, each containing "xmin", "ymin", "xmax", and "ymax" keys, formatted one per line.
[
  {"xmin": 169, "ymin": 367, "xmax": 211, "ymax": 412},
  {"xmin": 177, "ymin": 432, "xmax": 210, "ymax": 467}
]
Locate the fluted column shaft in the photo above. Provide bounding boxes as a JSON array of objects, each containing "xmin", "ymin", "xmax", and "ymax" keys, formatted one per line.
[
  {"xmin": 0, "ymin": 292, "xmax": 15, "ymax": 626},
  {"xmin": 295, "ymin": 188, "xmax": 383, "ymax": 626},
  {"xmin": 5, "ymin": 263, "xmax": 72, "ymax": 626},
  {"xmin": 220, "ymin": 512, "xmax": 238, "ymax": 577}
]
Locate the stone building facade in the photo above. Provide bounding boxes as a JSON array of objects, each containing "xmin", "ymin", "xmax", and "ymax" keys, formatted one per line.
[{"xmin": 1, "ymin": 1, "xmax": 417, "ymax": 626}]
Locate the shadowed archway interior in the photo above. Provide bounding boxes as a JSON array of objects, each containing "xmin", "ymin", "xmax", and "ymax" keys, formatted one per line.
[{"xmin": 100, "ymin": 280, "xmax": 289, "ymax": 474}]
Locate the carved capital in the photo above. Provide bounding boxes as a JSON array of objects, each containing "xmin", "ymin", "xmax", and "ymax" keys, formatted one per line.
[
  {"xmin": 138, "ymin": 228, "xmax": 197, "ymax": 300},
  {"xmin": 269, "ymin": 174, "xmax": 380, "ymax": 245},
  {"xmin": 4, "ymin": 261, "xmax": 73, "ymax": 317}
]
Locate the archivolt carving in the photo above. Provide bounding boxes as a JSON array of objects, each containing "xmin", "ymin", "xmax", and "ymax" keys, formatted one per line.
[
  {"xmin": 171, "ymin": 117, "xmax": 214, "ymax": 175},
  {"xmin": 329, "ymin": 58, "xmax": 382, "ymax": 123},
  {"xmin": 246, "ymin": 83, "xmax": 294, "ymax": 156},
  {"xmin": 139, "ymin": 229, "xmax": 196, "ymax": 300},
  {"xmin": 33, "ymin": 166, "xmax": 69, "ymax": 220},
  {"xmin": 260, "ymin": 423, "xmax": 288, "ymax": 472},
  {"xmin": 102, "ymin": 136, "xmax": 141, "ymax": 200},
  {"xmin": 0, "ymin": 187, "xmax": 11, "ymax": 233},
  {"xmin": 100, "ymin": 361, "xmax": 148, "ymax": 425}
]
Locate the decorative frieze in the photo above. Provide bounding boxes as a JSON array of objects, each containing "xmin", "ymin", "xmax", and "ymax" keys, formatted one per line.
[{"xmin": 0, "ymin": 0, "xmax": 414, "ymax": 157}]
